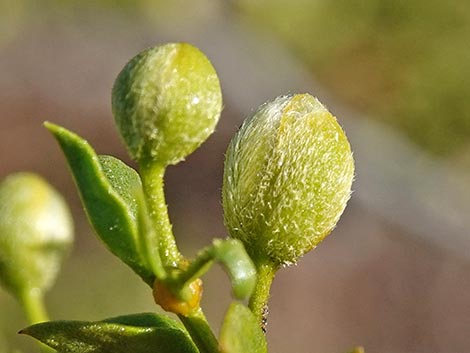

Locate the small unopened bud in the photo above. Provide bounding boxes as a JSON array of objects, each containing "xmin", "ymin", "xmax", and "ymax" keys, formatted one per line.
[
  {"xmin": 112, "ymin": 42, "xmax": 222, "ymax": 166},
  {"xmin": 0, "ymin": 173, "xmax": 73, "ymax": 297},
  {"xmin": 222, "ymin": 94, "xmax": 354, "ymax": 266},
  {"xmin": 153, "ymin": 278, "xmax": 202, "ymax": 317}
]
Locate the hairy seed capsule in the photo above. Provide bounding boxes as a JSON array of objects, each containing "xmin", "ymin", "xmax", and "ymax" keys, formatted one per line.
[
  {"xmin": 222, "ymin": 94, "xmax": 354, "ymax": 266},
  {"xmin": 112, "ymin": 42, "xmax": 222, "ymax": 166},
  {"xmin": 0, "ymin": 173, "xmax": 73, "ymax": 297}
]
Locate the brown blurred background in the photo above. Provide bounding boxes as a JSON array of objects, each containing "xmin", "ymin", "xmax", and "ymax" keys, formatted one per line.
[{"xmin": 1, "ymin": 1, "xmax": 470, "ymax": 352}]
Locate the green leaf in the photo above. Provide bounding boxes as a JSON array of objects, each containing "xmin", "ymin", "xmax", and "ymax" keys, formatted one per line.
[
  {"xmin": 45, "ymin": 122, "xmax": 154, "ymax": 286},
  {"xmin": 171, "ymin": 239, "xmax": 256, "ymax": 301},
  {"xmin": 211, "ymin": 239, "xmax": 256, "ymax": 300},
  {"xmin": 219, "ymin": 302, "xmax": 267, "ymax": 353},
  {"xmin": 21, "ymin": 313, "xmax": 199, "ymax": 353},
  {"xmin": 98, "ymin": 155, "xmax": 140, "ymax": 220}
]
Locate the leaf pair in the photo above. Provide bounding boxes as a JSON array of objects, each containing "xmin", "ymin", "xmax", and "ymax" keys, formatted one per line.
[{"xmin": 22, "ymin": 303, "xmax": 267, "ymax": 353}]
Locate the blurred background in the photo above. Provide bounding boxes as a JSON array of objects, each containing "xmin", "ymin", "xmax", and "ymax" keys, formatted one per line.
[{"xmin": 1, "ymin": 1, "xmax": 469, "ymax": 352}]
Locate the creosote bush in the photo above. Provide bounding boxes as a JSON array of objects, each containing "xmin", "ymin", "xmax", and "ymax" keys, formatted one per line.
[{"xmin": 0, "ymin": 42, "xmax": 358, "ymax": 353}]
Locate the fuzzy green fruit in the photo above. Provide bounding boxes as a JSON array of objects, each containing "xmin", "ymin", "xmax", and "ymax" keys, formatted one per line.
[
  {"xmin": 0, "ymin": 173, "xmax": 73, "ymax": 297},
  {"xmin": 223, "ymin": 94, "xmax": 354, "ymax": 266},
  {"xmin": 112, "ymin": 42, "xmax": 222, "ymax": 166}
]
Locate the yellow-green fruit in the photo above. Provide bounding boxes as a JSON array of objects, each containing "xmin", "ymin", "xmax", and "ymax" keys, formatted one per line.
[
  {"xmin": 112, "ymin": 42, "xmax": 223, "ymax": 166},
  {"xmin": 223, "ymin": 94, "xmax": 354, "ymax": 266},
  {"xmin": 0, "ymin": 173, "xmax": 73, "ymax": 297}
]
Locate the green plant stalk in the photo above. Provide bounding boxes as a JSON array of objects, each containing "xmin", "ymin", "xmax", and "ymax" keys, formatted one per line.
[
  {"xmin": 169, "ymin": 252, "xmax": 213, "ymax": 302},
  {"xmin": 172, "ymin": 249, "xmax": 214, "ymax": 288},
  {"xmin": 248, "ymin": 260, "xmax": 277, "ymax": 328},
  {"xmin": 18, "ymin": 289, "xmax": 55, "ymax": 353},
  {"xmin": 134, "ymin": 183, "xmax": 167, "ymax": 281},
  {"xmin": 138, "ymin": 162, "xmax": 181, "ymax": 268},
  {"xmin": 178, "ymin": 309, "xmax": 220, "ymax": 353},
  {"xmin": 139, "ymin": 161, "xmax": 220, "ymax": 352},
  {"xmin": 18, "ymin": 289, "xmax": 48, "ymax": 325}
]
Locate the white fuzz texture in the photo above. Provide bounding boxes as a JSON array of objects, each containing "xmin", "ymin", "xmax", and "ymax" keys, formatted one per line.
[
  {"xmin": 222, "ymin": 94, "xmax": 354, "ymax": 266},
  {"xmin": 112, "ymin": 43, "xmax": 222, "ymax": 166}
]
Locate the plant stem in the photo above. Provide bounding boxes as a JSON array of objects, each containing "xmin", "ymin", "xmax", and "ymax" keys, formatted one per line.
[
  {"xmin": 134, "ymin": 183, "xmax": 167, "ymax": 280},
  {"xmin": 18, "ymin": 289, "xmax": 48, "ymax": 324},
  {"xmin": 173, "ymin": 244, "xmax": 215, "ymax": 287},
  {"xmin": 178, "ymin": 309, "xmax": 220, "ymax": 353},
  {"xmin": 248, "ymin": 260, "xmax": 277, "ymax": 329},
  {"xmin": 139, "ymin": 161, "xmax": 181, "ymax": 268},
  {"xmin": 18, "ymin": 289, "xmax": 54, "ymax": 353},
  {"xmin": 139, "ymin": 162, "xmax": 219, "ymax": 353}
]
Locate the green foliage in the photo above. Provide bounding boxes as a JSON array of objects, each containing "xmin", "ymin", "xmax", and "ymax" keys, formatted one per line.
[
  {"xmin": 219, "ymin": 302, "xmax": 267, "ymax": 353},
  {"xmin": 209, "ymin": 239, "xmax": 257, "ymax": 300},
  {"xmin": 21, "ymin": 313, "xmax": 199, "ymax": 353},
  {"xmin": 168, "ymin": 239, "xmax": 256, "ymax": 301},
  {"xmin": 223, "ymin": 94, "xmax": 354, "ymax": 267},
  {"xmin": 45, "ymin": 122, "xmax": 155, "ymax": 286},
  {"xmin": 44, "ymin": 120, "xmax": 260, "ymax": 352},
  {"xmin": 5, "ymin": 42, "xmax": 357, "ymax": 353}
]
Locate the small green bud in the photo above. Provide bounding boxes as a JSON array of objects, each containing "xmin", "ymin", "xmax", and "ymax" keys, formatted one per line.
[
  {"xmin": 112, "ymin": 42, "xmax": 223, "ymax": 166},
  {"xmin": 223, "ymin": 94, "xmax": 354, "ymax": 266},
  {"xmin": 0, "ymin": 173, "xmax": 73, "ymax": 297}
]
